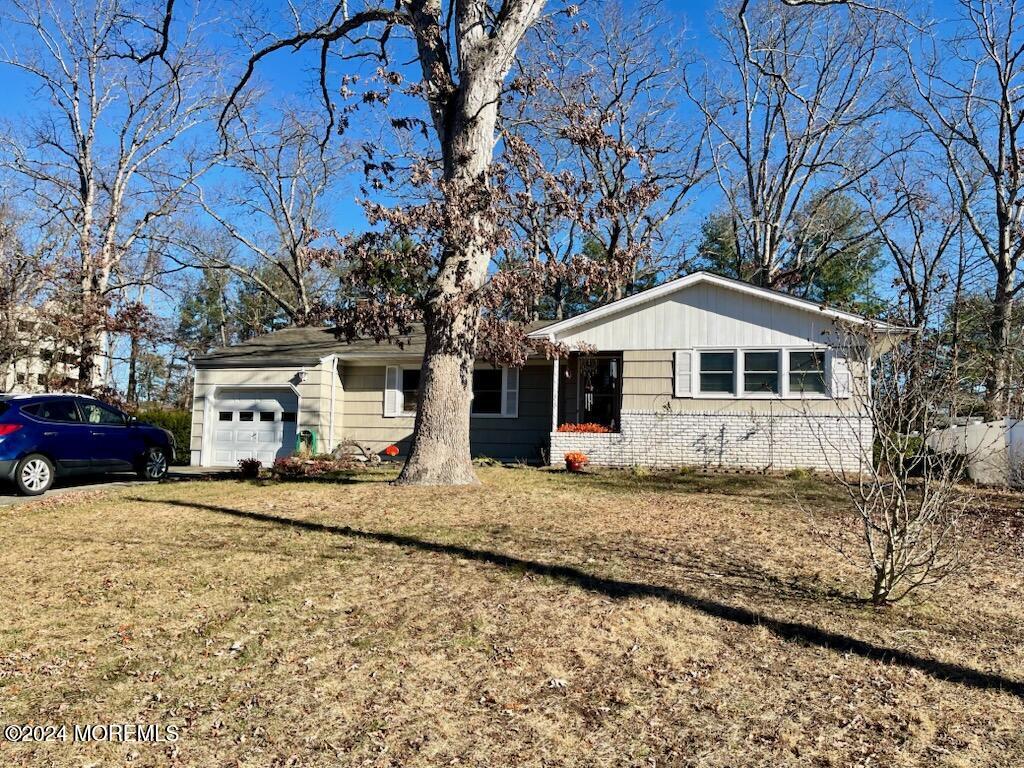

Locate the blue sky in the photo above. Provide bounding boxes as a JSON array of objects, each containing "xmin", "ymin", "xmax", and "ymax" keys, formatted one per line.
[{"xmin": 0, "ymin": 0, "xmax": 721, "ymax": 237}]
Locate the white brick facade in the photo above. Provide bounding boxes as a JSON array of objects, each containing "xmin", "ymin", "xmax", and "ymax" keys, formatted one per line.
[{"xmin": 551, "ymin": 410, "xmax": 872, "ymax": 473}]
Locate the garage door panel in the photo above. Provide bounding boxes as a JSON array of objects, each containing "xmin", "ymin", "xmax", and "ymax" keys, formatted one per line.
[{"xmin": 208, "ymin": 388, "xmax": 299, "ymax": 468}]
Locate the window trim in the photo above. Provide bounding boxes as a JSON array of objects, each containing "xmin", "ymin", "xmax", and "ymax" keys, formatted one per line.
[{"xmin": 692, "ymin": 346, "xmax": 833, "ymax": 400}]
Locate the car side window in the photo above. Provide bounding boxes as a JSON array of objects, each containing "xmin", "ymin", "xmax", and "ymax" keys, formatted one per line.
[
  {"xmin": 79, "ymin": 401, "xmax": 126, "ymax": 426},
  {"xmin": 23, "ymin": 400, "xmax": 81, "ymax": 423}
]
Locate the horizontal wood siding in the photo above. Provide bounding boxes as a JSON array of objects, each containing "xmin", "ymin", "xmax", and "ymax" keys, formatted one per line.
[
  {"xmin": 340, "ymin": 361, "xmax": 552, "ymax": 461},
  {"xmin": 190, "ymin": 364, "xmax": 332, "ymax": 463},
  {"xmin": 621, "ymin": 350, "xmax": 864, "ymax": 416}
]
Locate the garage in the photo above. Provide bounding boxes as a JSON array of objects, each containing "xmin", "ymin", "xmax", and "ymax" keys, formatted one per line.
[{"xmin": 210, "ymin": 388, "xmax": 299, "ymax": 466}]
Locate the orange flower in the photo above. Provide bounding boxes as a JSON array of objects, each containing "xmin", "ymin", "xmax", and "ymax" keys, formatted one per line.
[
  {"xmin": 384, "ymin": 445, "xmax": 400, "ymax": 457},
  {"xmin": 557, "ymin": 422, "xmax": 612, "ymax": 434}
]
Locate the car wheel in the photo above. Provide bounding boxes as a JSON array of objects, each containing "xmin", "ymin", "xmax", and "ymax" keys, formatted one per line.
[
  {"xmin": 15, "ymin": 454, "xmax": 55, "ymax": 496},
  {"xmin": 139, "ymin": 447, "xmax": 169, "ymax": 480}
]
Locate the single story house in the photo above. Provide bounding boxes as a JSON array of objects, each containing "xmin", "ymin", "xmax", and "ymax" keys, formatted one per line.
[{"xmin": 189, "ymin": 271, "xmax": 901, "ymax": 472}]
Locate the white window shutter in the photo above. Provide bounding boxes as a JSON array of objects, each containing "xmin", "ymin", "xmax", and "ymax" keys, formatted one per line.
[
  {"xmin": 674, "ymin": 350, "xmax": 693, "ymax": 397},
  {"xmin": 503, "ymin": 367, "xmax": 519, "ymax": 417},
  {"xmin": 830, "ymin": 353, "xmax": 852, "ymax": 399},
  {"xmin": 384, "ymin": 366, "xmax": 401, "ymax": 416}
]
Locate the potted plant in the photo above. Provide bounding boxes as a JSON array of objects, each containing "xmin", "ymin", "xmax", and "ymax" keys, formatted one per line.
[{"xmin": 564, "ymin": 451, "xmax": 589, "ymax": 473}]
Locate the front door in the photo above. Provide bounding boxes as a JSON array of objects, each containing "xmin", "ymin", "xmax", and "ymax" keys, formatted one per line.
[{"xmin": 579, "ymin": 355, "xmax": 623, "ymax": 430}]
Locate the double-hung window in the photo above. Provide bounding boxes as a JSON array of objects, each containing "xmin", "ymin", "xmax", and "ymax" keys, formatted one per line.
[
  {"xmin": 699, "ymin": 351, "xmax": 736, "ymax": 395},
  {"xmin": 789, "ymin": 351, "xmax": 827, "ymax": 394},
  {"xmin": 689, "ymin": 348, "xmax": 830, "ymax": 397},
  {"xmin": 471, "ymin": 369, "xmax": 503, "ymax": 415},
  {"xmin": 401, "ymin": 369, "xmax": 420, "ymax": 415},
  {"xmin": 743, "ymin": 351, "xmax": 780, "ymax": 394}
]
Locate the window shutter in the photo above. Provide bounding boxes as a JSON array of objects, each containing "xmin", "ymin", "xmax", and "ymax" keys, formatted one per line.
[
  {"xmin": 384, "ymin": 366, "xmax": 401, "ymax": 416},
  {"xmin": 674, "ymin": 350, "xmax": 693, "ymax": 397},
  {"xmin": 830, "ymin": 353, "xmax": 852, "ymax": 399},
  {"xmin": 503, "ymin": 367, "xmax": 519, "ymax": 417}
]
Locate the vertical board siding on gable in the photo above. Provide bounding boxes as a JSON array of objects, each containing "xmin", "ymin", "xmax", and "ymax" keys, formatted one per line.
[
  {"xmin": 557, "ymin": 282, "xmax": 833, "ymax": 350},
  {"xmin": 339, "ymin": 361, "xmax": 553, "ymax": 461}
]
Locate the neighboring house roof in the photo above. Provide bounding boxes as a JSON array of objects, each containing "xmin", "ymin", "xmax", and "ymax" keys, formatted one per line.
[
  {"xmin": 193, "ymin": 321, "xmax": 554, "ymax": 369},
  {"xmin": 526, "ymin": 271, "xmax": 910, "ymax": 340}
]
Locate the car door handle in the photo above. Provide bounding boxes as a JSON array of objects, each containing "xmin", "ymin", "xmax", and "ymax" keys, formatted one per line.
[
  {"xmin": 90, "ymin": 430, "xmax": 107, "ymax": 436},
  {"xmin": 43, "ymin": 431, "xmax": 58, "ymax": 437}
]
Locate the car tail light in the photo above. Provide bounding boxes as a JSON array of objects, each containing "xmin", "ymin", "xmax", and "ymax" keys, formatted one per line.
[{"xmin": 0, "ymin": 424, "xmax": 22, "ymax": 436}]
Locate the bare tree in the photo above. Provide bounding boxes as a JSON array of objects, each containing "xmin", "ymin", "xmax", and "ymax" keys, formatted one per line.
[
  {"xmin": 186, "ymin": 110, "xmax": 351, "ymax": 326},
  {"xmin": 0, "ymin": 0, "xmax": 218, "ymax": 392},
  {"xmin": 685, "ymin": 0, "xmax": 903, "ymax": 291},
  {"xmin": 903, "ymin": 0, "xmax": 1024, "ymax": 420},
  {"xmin": 501, "ymin": 0, "xmax": 709, "ymax": 318},
  {"xmin": 224, "ymin": 0, "xmax": 564, "ymax": 485},
  {"xmin": 814, "ymin": 325, "xmax": 973, "ymax": 604}
]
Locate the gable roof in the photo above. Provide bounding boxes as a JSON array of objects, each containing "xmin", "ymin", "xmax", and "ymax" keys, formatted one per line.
[{"xmin": 527, "ymin": 271, "xmax": 908, "ymax": 340}]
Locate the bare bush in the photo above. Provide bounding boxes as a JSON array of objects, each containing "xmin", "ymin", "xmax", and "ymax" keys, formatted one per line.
[{"xmin": 813, "ymin": 325, "xmax": 975, "ymax": 604}]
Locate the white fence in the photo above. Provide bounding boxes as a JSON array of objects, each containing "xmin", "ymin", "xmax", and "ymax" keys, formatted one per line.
[{"xmin": 927, "ymin": 419, "xmax": 1024, "ymax": 488}]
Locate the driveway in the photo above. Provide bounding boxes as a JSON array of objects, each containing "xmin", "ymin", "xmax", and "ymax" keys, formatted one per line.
[{"xmin": 0, "ymin": 466, "xmax": 234, "ymax": 507}]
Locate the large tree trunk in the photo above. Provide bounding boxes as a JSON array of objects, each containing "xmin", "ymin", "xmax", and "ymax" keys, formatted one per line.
[
  {"xmin": 396, "ymin": 297, "xmax": 481, "ymax": 485},
  {"xmin": 396, "ymin": 65, "xmax": 504, "ymax": 485}
]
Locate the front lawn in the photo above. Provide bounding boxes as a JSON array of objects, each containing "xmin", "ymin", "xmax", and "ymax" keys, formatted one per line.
[{"xmin": 1, "ymin": 468, "xmax": 1022, "ymax": 766}]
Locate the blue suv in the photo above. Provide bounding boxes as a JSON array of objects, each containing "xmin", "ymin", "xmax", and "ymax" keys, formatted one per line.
[{"xmin": 0, "ymin": 395, "xmax": 175, "ymax": 496}]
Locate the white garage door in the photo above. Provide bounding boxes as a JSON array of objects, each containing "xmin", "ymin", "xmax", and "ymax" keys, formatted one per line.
[{"xmin": 211, "ymin": 388, "xmax": 299, "ymax": 466}]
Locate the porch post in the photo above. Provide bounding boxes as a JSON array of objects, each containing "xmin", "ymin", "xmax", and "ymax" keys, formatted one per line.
[{"xmin": 551, "ymin": 356, "xmax": 560, "ymax": 432}]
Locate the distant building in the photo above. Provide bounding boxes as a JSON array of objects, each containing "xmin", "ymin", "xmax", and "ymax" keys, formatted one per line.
[{"xmin": 1, "ymin": 312, "xmax": 83, "ymax": 394}]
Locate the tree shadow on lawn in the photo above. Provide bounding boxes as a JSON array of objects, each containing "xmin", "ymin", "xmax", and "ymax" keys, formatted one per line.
[{"xmin": 132, "ymin": 497, "xmax": 1024, "ymax": 700}]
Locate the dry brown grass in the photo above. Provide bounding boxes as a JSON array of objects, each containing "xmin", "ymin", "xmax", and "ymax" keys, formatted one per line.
[{"xmin": 0, "ymin": 467, "xmax": 1022, "ymax": 767}]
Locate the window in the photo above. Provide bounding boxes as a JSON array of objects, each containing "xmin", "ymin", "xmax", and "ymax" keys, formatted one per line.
[
  {"xmin": 281, "ymin": 411, "xmax": 297, "ymax": 423},
  {"xmin": 472, "ymin": 369, "xmax": 503, "ymax": 415},
  {"xmin": 219, "ymin": 411, "xmax": 233, "ymax": 422},
  {"xmin": 239, "ymin": 411, "xmax": 254, "ymax": 422},
  {"xmin": 387, "ymin": 365, "xmax": 517, "ymax": 418},
  {"xmin": 80, "ymin": 401, "xmax": 126, "ymax": 425},
  {"xmin": 744, "ymin": 351, "xmax": 779, "ymax": 394},
  {"xmin": 15, "ymin": 373, "xmax": 25, "ymax": 384},
  {"xmin": 401, "ymin": 369, "xmax": 420, "ymax": 414},
  {"xmin": 23, "ymin": 400, "xmax": 80, "ymax": 423},
  {"xmin": 259, "ymin": 412, "xmax": 276, "ymax": 422},
  {"xmin": 36, "ymin": 374, "xmax": 46, "ymax": 385},
  {"xmin": 699, "ymin": 352, "xmax": 736, "ymax": 394},
  {"xmin": 789, "ymin": 351, "xmax": 827, "ymax": 394}
]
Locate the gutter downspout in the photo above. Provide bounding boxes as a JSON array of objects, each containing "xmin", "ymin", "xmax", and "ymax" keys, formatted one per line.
[{"xmin": 327, "ymin": 354, "xmax": 339, "ymax": 451}]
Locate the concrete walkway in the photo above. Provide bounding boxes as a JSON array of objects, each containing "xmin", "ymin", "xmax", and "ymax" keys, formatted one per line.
[{"xmin": 0, "ymin": 466, "xmax": 235, "ymax": 508}]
